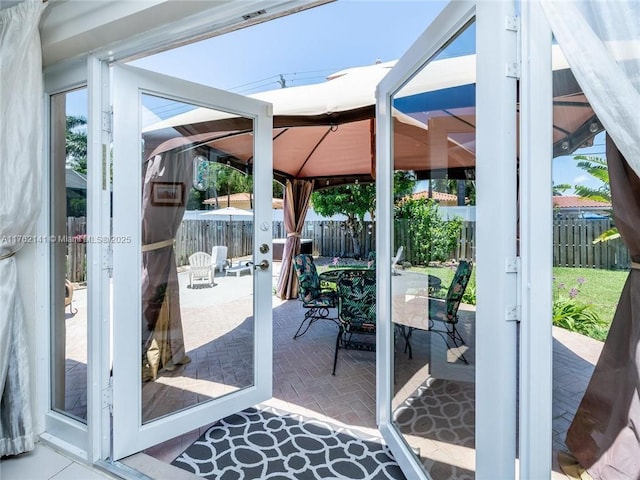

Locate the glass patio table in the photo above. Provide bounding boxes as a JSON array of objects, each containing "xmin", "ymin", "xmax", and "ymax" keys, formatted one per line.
[{"xmin": 318, "ymin": 266, "xmax": 374, "ymax": 285}]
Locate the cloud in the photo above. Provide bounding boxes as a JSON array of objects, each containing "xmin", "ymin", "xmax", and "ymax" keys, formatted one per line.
[{"xmin": 574, "ymin": 174, "xmax": 589, "ymax": 184}]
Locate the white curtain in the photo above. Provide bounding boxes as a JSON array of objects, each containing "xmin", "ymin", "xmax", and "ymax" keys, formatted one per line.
[
  {"xmin": 540, "ymin": 0, "xmax": 640, "ymax": 177},
  {"xmin": 0, "ymin": 0, "xmax": 46, "ymax": 456}
]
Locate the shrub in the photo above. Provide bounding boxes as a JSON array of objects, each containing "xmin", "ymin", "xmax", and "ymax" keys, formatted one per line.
[
  {"xmin": 552, "ymin": 277, "xmax": 607, "ymax": 340},
  {"xmin": 395, "ymin": 198, "xmax": 463, "ymax": 264}
]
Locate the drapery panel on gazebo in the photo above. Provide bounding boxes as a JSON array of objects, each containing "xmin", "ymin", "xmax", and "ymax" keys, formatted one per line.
[
  {"xmin": 540, "ymin": 2, "xmax": 640, "ymax": 477},
  {"xmin": 276, "ymin": 179, "xmax": 313, "ymax": 300},
  {"xmin": 141, "ymin": 151, "xmax": 193, "ymax": 381},
  {"xmin": 565, "ymin": 136, "xmax": 640, "ymax": 479},
  {"xmin": 0, "ymin": 0, "xmax": 46, "ymax": 456}
]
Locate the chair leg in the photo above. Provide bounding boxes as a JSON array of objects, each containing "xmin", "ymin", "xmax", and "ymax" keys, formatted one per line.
[
  {"xmin": 332, "ymin": 327, "xmax": 342, "ymax": 375},
  {"xmin": 293, "ymin": 309, "xmax": 315, "ymax": 339},
  {"xmin": 445, "ymin": 322, "xmax": 469, "ymax": 365}
]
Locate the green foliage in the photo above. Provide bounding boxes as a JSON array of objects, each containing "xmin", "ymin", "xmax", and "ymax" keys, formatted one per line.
[
  {"xmin": 66, "ymin": 115, "xmax": 88, "ymax": 174},
  {"xmin": 395, "ymin": 198, "xmax": 462, "ymax": 263},
  {"xmin": 553, "ymin": 183, "xmax": 571, "ymax": 195},
  {"xmin": 552, "ymin": 276, "xmax": 608, "ymax": 340},
  {"xmin": 573, "ymin": 155, "xmax": 610, "ymax": 202},
  {"xmin": 312, "ymin": 183, "xmax": 375, "ymax": 258}
]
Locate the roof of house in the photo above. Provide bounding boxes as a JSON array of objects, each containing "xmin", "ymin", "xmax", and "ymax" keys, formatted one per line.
[
  {"xmin": 411, "ymin": 190, "xmax": 460, "ymax": 203},
  {"xmin": 553, "ymin": 196, "xmax": 610, "ymax": 209},
  {"xmin": 203, "ymin": 192, "xmax": 284, "ymax": 209}
]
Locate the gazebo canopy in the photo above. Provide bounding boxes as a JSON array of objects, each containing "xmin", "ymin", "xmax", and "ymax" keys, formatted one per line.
[{"xmin": 143, "ymin": 45, "xmax": 599, "ymax": 189}]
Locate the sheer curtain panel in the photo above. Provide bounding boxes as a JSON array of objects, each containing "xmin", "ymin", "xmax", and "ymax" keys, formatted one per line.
[
  {"xmin": 0, "ymin": 0, "xmax": 46, "ymax": 457},
  {"xmin": 541, "ymin": 0, "xmax": 640, "ymax": 177}
]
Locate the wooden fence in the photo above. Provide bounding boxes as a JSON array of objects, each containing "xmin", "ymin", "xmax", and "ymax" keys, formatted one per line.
[
  {"xmin": 553, "ymin": 216, "xmax": 630, "ymax": 269},
  {"xmin": 66, "ymin": 217, "xmax": 86, "ymax": 282},
  {"xmin": 65, "ymin": 216, "xmax": 630, "ymax": 282}
]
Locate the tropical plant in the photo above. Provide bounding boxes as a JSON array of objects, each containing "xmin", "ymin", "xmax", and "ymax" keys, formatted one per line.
[
  {"xmin": 572, "ymin": 154, "xmax": 618, "ymax": 243},
  {"xmin": 66, "ymin": 115, "xmax": 88, "ymax": 174},
  {"xmin": 395, "ymin": 197, "xmax": 463, "ymax": 263},
  {"xmin": 312, "ymin": 171, "xmax": 417, "ymax": 259},
  {"xmin": 552, "ymin": 276, "xmax": 607, "ymax": 340},
  {"xmin": 312, "ymin": 183, "xmax": 376, "ymax": 259}
]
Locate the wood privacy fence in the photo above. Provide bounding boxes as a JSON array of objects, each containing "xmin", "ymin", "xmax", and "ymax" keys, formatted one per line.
[
  {"xmin": 66, "ymin": 217, "xmax": 86, "ymax": 282},
  {"xmin": 65, "ymin": 216, "xmax": 630, "ymax": 282},
  {"xmin": 553, "ymin": 216, "xmax": 630, "ymax": 270}
]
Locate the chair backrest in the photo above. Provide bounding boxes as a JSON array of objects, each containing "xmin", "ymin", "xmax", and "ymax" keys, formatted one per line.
[
  {"xmin": 211, "ymin": 246, "xmax": 228, "ymax": 270},
  {"xmin": 392, "ymin": 246, "xmax": 404, "ymax": 263},
  {"xmin": 293, "ymin": 254, "xmax": 321, "ymax": 303},
  {"xmin": 336, "ymin": 269, "xmax": 377, "ymax": 331},
  {"xmin": 365, "ymin": 251, "xmax": 376, "ymax": 269},
  {"xmin": 189, "ymin": 251, "xmax": 212, "ymax": 268},
  {"xmin": 444, "ymin": 260, "xmax": 473, "ymax": 321}
]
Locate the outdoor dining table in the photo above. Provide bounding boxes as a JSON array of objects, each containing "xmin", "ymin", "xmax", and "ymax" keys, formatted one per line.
[{"xmin": 318, "ymin": 266, "xmax": 374, "ymax": 286}]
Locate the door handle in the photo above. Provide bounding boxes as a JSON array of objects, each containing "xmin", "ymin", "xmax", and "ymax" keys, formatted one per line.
[{"xmin": 247, "ymin": 260, "xmax": 269, "ymax": 270}]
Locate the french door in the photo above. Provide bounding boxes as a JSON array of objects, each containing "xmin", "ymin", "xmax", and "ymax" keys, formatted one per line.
[
  {"xmin": 376, "ymin": 1, "xmax": 519, "ymax": 478},
  {"xmin": 111, "ymin": 64, "xmax": 273, "ymax": 459}
]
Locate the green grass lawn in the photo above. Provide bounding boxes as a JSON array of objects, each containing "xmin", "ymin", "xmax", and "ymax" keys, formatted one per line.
[{"xmin": 553, "ymin": 267, "xmax": 627, "ymax": 323}]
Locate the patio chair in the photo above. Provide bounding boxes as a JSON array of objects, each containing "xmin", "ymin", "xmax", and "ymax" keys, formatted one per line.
[
  {"xmin": 391, "ymin": 246, "xmax": 404, "ymax": 275},
  {"xmin": 292, "ymin": 254, "xmax": 337, "ymax": 339},
  {"xmin": 64, "ymin": 279, "xmax": 77, "ymax": 315},
  {"xmin": 333, "ymin": 269, "xmax": 377, "ymax": 375},
  {"xmin": 188, "ymin": 252, "xmax": 214, "ymax": 287},
  {"xmin": 211, "ymin": 245, "xmax": 228, "ymax": 273},
  {"xmin": 409, "ymin": 260, "xmax": 474, "ymax": 364}
]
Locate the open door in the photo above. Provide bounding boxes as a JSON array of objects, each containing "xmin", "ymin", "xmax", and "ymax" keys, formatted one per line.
[
  {"xmin": 111, "ymin": 64, "xmax": 273, "ymax": 459},
  {"xmin": 376, "ymin": 1, "xmax": 519, "ymax": 478}
]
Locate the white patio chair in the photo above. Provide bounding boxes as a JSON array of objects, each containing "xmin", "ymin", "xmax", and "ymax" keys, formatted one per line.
[
  {"xmin": 188, "ymin": 252, "xmax": 213, "ymax": 287},
  {"xmin": 211, "ymin": 245, "xmax": 228, "ymax": 273},
  {"xmin": 391, "ymin": 246, "xmax": 404, "ymax": 275}
]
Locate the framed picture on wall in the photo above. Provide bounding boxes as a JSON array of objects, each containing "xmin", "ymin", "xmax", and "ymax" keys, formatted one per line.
[{"xmin": 150, "ymin": 182, "xmax": 185, "ymax": 206}]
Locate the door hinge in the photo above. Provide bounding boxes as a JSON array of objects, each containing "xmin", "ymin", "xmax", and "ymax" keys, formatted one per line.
[
  {"xmin": 102, "ymin": 381, "xmax": 113, "ymax": 413},
  {"xmin": 102, "ymin": 246, "xmax": 113, "ymax": 277},
  {"xmin": 505, "ymin": 15, "xmax": 519, "ymax": 32},
  {"xmin": 506, "ymin": 305, "xmax": 521, "ymax": 322},
  {"xmin": 505, "ymin": 15, "xmax": 520, "ymax": 79},
  {"xmin": 506, "ymin": 62, "xmax": 520, "ymax": 79},
  {"xmin": 506, "ymin": 257, "xmax": 520, "ymax": 273},
  {"xmin": 101, "ymin": 110, "xmax": 112, "ymax": 134}
]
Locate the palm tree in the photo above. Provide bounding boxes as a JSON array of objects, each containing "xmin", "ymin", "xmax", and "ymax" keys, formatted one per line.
[
  {"xmin": 572, "ymin": 155, "xmax": 618, "ymax": 243},
  {"xmin": 66, "ymin": 115, "xmax": 88, "ymax": 174}
]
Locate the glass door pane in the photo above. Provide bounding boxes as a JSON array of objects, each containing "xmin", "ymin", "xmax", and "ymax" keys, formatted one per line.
[
  {"xmin": 112, "ymin": 65, "xmax": 272, "ymax": 459},
  {"xmin": 140, "ymin": 94, "xmax": 256, "ymax": 423},
  {"xmin": 390, "ymin": 22, "xmax": 477, "ymax": 479},
  {"xmin": 50, "ymin": 87, "xmax": 89, "ymax": 423}
]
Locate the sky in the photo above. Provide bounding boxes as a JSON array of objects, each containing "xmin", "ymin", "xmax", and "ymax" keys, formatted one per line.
[{"xmin": 73, "ymin": 0, "xmax": 604, "ymax": 195}]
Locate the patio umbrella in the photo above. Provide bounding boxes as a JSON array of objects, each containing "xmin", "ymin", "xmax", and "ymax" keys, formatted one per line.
[{"xmin": 201, "ymin": 206, "xmax": 253, "ymax": 264}]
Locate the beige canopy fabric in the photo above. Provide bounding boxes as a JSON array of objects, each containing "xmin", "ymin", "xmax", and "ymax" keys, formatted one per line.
[
  {"xmin": 144, "ymin": 45, "xmax": 598, "ymax": 189},
  {"xmin": 276, "ymin": 180, "xmax": 314, "ymax": 300},
  {"xmin": 565, "ymin": 135, "xmax": 640, "ymax": 478}
]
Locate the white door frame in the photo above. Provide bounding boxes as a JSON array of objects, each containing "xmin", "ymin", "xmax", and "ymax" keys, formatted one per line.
[
  {"xmin": 111, "ymin": 64, "xmax": 273, "ymax": 459},
  {"xmin": 375, "ymin": 1, "xmax": 520, "ymax": 478},
  {"xmin": 38, "ymin": 56, "xmax": 113, "ymax": 462},
  {"xmin": 518, "ymin": 2, "xmax": 553, "ymax": 477}
]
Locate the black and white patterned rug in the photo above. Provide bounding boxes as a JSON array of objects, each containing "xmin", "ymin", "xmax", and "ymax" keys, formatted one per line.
[{"xmin": 171, "ymin": 407, "xmax": 406, "ymax": 479}]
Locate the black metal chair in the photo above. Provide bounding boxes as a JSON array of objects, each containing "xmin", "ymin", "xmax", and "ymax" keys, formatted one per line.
[
  {"xmin": 292, "ymin": 254, "xmax": 337, "ymax": 339},
  {"xmin": 333, "ymin": 269, "xmax": 377, "ymax": 375},
  {"xmin": 404, "ymin": 260, "xmax": 474, "ymax": 364}
]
